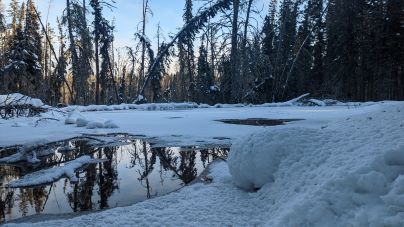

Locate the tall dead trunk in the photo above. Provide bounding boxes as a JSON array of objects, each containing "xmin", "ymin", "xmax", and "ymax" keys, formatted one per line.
[
  {"xmin": 138, "ymin": 0, "xmax": 148, "ymax": 93},
  {"xmin": 66, "ymin": 0, "xmax": 79, "ymax": 104},
  {"xmin": 230, "ymin": 0, "xmax": 240, "ymax": 103}
]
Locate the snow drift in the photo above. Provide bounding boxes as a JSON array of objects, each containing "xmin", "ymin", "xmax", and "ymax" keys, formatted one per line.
[{"xmin": 228, "ymin": 103, "xmax": 404, "ymax": 226}]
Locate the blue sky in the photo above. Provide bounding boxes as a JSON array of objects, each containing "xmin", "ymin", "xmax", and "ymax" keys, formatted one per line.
[{"xmin": 3, "ymin": 0, "xmax": 269, "ymax": 48}]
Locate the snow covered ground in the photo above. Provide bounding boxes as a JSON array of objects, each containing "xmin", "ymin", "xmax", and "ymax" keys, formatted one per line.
[
  {"xmin": 0, "ymin": 101, "xmax": 388, "ymax": 148},
  {"xmin": 2, "ymin": 100, "xmax": 404, "ymax": 226}
]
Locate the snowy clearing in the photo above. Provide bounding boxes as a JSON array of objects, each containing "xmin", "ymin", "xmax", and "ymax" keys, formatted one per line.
[{"xmin": 1, "ymin": 101, "xmax": 404, "ymax": 226}]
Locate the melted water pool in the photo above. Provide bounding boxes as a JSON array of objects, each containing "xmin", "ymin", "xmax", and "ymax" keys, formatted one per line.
[
  {"xmin": 0, "ymin": 138, "xmax": 228, "ymax": 222},
  {"xmin": 217, "ymin": 118, "xmax": 302, "ymax": 126}
]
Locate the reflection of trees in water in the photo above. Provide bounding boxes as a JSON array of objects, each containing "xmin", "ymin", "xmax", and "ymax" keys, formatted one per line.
[
  {"xmin": 155, "ymin": 148, "xmax": 197, "ymax": 184},
  {"xmin": 128, "ymin": 141, "xmax": 157, "ymax": 198},
  {"xmin": 0, "ymin": 189, "xmax": 14, "ymax": 221},
  {"xmin": 0, "ymin": 140, "xmax": 120, "ymax": 221},
  {"xmin": 67, "ymin": 142, "xmax": 119, "ymax": 211},
  {"xmin": 97, "ymin": 147, "xmax": 119, "ymax": 209},
  {"xmin": 0, "ymin": 139, "xmax": 228, "ymax": 222},
  {"xmin": 0, "ymin": 164, "xmax": 49, "ymax": 222}
]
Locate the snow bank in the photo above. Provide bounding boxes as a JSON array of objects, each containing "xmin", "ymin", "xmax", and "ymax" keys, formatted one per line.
[
  {"xmin": 228, "ymin": 103, "xmax": 404, "ymax": 226},
  {"xmin": 7, "ymin": 156, "xmax": 103, "ymax": 188},
  {"xmin": 60, "ymin": 94, "xmax": 316, "ymax": 113},
  {"xmin": 0, "ymin": 93, "xmax": 44, "ymax": 107}
]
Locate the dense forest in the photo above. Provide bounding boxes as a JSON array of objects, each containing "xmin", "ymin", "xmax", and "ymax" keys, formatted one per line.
[{"xmin": 0, "ymin": 0, "xmax": 403, "ymax": 105}]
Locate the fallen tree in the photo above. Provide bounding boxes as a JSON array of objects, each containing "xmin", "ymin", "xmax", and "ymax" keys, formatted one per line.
[{"xmin": 0, "ymin": 94, "xmax": 47, "ymax": 119}]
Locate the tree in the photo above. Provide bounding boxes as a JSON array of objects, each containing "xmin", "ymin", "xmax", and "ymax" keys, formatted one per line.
[
  {"xmin": 196, "ymin": 38, "xmax": 213, "ymax": 103},
  {"xmin": 229, "ymin": 0, "xmax": 240, "ymax": 103},
  {"xmin": 3, "ymin": 0, "xmax": 43, "ymax": 98},
  {"xmin": 91, "ymin": 0, "xmax": 116, "ymax": 104},
  {"xmin": 177, "ymin": 0, "xmax": 195, "ymax": 101},
  {"xmin": 136, "ymin": 0, "xmax": 232, "ymax": 102},
  {"xmin": 0, "ymin": 0, "xmax": 7, "ymax": 90},
  {"xmin": 99, "ymin": 17, "xmax": 115, "ymax": 103},
  {"xmin": 91, "ymin": 0, "xmax": 101, "ymax": 104},
  {"xmin": 50, "ymin": 18, "xmax": 67, "ymax": 105}
]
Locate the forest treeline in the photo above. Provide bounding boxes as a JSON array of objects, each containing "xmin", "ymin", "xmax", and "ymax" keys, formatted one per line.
[{"xmin": 0, "ymin": 0, "xmax": 403, "ymax": 105}]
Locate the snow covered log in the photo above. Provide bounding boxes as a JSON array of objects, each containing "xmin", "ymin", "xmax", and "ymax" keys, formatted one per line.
[
  {"xmin": 0, "ymin": 93, "xmax": 47, "ymax": 119},
  {"xmin": 7, "ymin": 156, "xmax": 104, "ymax": 188}
]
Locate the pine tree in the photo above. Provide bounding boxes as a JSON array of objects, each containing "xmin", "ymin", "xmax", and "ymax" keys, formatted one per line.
[
  {"xmin": 258, "ymin": 0, "xmax": 277, "ymax": 102},
  {"xmin": 272, "ymin": 0, "xmax": 298, "ymax": 100},
  {"xmin": 3, "ymin": 0, "xmax": 43, "ymax": 98},
  {"xmin": 177, "ymin": 0, "xmax": 195, "ymax": 101},
  {"xmin": 99, "ymin": 17, "xmax": 115, "ymax": 103},
  {"xmin": 196, "ymin": 38, "xmax": 212, "ymax": 103},
  {"xmin": 24, "ymin": 0, "xmax": 43, "ymax": 95},
  {"xmin": 91, "ymin": 0, "xmax": 116, "ymax": 104},
  {"xmin": 8, "ymin": 0, "xmax": 20, "ymax": 35}
]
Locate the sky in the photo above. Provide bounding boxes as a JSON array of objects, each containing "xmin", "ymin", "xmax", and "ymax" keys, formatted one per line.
[{"xmin": 3, "ymin": 0, "xmax": 270, "ymax": 48}]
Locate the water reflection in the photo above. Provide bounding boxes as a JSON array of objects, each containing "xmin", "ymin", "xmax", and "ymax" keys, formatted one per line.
[{"xmin": 0, "ymin": 139, "xmax": 228, "ymax": 222}]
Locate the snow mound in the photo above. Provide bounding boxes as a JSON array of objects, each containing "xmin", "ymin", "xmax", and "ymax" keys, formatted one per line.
[
  {"xmin": 86, "ymin": 121, "xmax": 105, "ymax": 129},
  {"xmin": 0, "ymin": 93, "xmax": 44, "ymax": 107},
  {"xmin": 104, "ymin": 120, "xmax": 119, "ymax": 129},
  {"xmin": 7, "ymin": 156, "xmax": 104, "ymax": 188},
  {"xmin": 76, "ymin": 117, "xmax": 89, "ymax": 127},
  {"xmin": 228, "ymin": 127, "xmax": 320, "ymax": 190},
  {"xmin": 227, "ymin": 103, "xmax": 404, "ymax": 226},
  {"xmin": 64, "ymin": 111, "xmax": 85, "ymax": 124},
  {"xmin": 64, "ymin": 112, "xmax": 119, "ymax": 129}
]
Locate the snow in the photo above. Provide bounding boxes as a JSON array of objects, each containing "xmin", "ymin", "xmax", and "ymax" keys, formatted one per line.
[
  {"xmin": 1, "ymin": 100, "xmax": 404, "ymax": 226},
  {"xmin": 308, "ymin": 98, "xmax": 327, "ymax": 106},
  {"xmin": 228, "ymin": 127, "xmax": 319, "ymax": 190},
  {"xmin": 1, "ymin": 101, "xmax": 385, "ymax": 148},
  {"xmin": 64, "ymin": 111, "xmax": 119, "ymax": 129},
  {"xmin": 227, "ymin": 103, "xmax": 404, "ymax": 226},
  {"xmin": 0, "ymin": 139, "xmax": 51, "ymax": 163},
  {"xmin": 0, "ymin": 93, "xmax": 45, "ymax": 107},
  {"xmin": 7, "ymin": 156, "xmax": 104, "ymax": 188}
]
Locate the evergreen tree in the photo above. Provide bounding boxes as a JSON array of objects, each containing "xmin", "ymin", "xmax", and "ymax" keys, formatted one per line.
[
  {"xmin": 8, "ymin": 0, "xmax": 20, "ymax": 35},
  {"xmin": 3, "ymin": 0, "xmax": 43, "ymax": 98},
  {"xmin": 196, "ymin": 39, "xmax": 213, "ymax": 103},
  {"xmin": 63, "ymin": 0, "xmax": 93, "ymax": 104},
  {"xmin": 91, "ymin": 0, "xmax": 115, "ymax": 104},
  {"xmin": 99, "ymin": 17, "xmax": 115, "ymax": 103},
  {"xmin": 272, "ymin": 0, "xmax": 298, "ymax": 100},
  {"xmin": 24, "ymin": 0, "xmax": 43, "ymax": 95},
  {"xmin": 258, "ymin": 0, "xmax": 277, "ymax": 102},
  {"xmin": 310, "ymin": 0, "xmax": 325, "ymax": 96},
  {"xmin": 177, "ymin": 0, "xmax": 195, "ymax": 101}
]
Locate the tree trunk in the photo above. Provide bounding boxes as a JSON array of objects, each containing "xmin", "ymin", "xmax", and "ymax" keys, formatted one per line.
[{"xmin": 230, "ymin": 0, "xmax": 240, "ymax": 103}]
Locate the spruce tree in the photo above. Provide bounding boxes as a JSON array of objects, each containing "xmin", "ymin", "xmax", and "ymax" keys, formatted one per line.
[
  {"xmin": 24, "ymin": 0, "xmax": 43, "ymax": 96},
  {"xmin": 196, "ymin": 39, "xmax": 212, "ymax": 103},
  {"xmin": 177, "ymin": 0, "xmax": 195, "ymax": 101}
]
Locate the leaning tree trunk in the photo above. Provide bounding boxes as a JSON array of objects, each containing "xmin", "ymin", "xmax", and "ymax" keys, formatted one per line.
[{"xmin": 136, "ymin": 0, "xmax": 233, "ymax": 102}]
